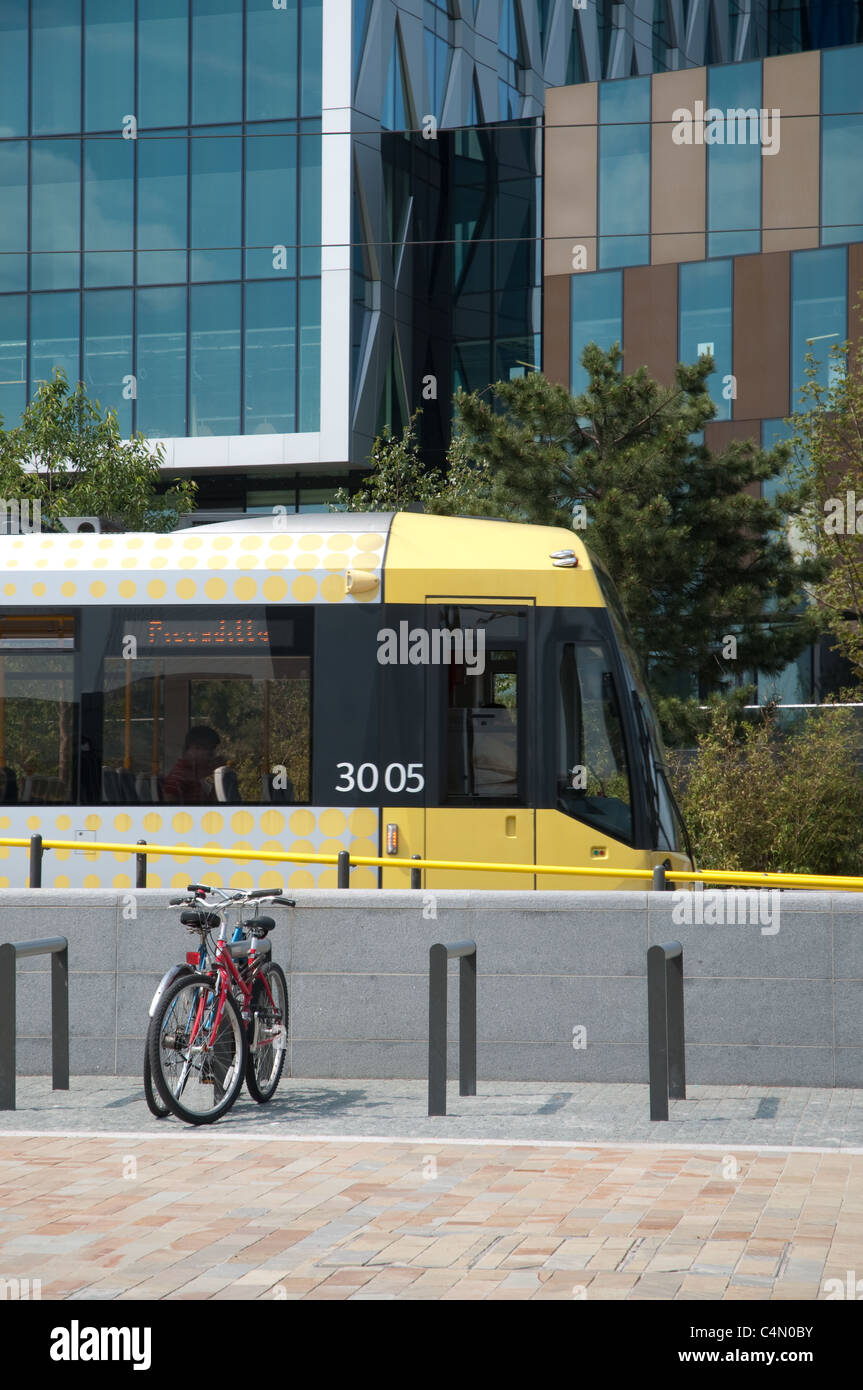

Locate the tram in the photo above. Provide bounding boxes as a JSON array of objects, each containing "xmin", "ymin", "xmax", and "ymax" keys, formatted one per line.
[{"xmin": 0, "ymin": 512, "xmax": 692, "ymax": 890}]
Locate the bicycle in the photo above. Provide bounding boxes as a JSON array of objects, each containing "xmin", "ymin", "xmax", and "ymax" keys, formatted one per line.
[{"xmin": 147, "ymin": 883, "xmax": 294, "ymax": 1125}]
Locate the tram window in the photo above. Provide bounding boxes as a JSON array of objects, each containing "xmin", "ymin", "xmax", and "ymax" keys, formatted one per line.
[
  {"xmin": 446, "ymin": 648, "xmax": 520, "ymax": 801},
  {"xmin": 0, "ymin": 615, "xmax": 76, "ymax": 805},
  {"xmin": 557, "ymin": 643, "xmax": 633, "ymax": 843},
  {"xmin": 99, "ymin": 609, "xmax": 311, "ymax": 805}
]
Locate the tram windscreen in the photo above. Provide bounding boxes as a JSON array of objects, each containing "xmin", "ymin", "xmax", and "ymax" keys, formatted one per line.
[{"xmin": 557, "ymin": 642, "xmax": 633, "ymax": 843}]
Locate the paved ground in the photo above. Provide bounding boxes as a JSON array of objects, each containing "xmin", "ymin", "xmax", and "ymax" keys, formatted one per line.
[{"xmin": 2, "ymin": 1079, "xmax": 863, "ymax": 1301}]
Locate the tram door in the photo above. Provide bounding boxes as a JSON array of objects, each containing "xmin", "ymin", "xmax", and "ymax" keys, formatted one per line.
[{"xmin": 423, "ymin": 601, "xmax": 535, "ymax": 890}]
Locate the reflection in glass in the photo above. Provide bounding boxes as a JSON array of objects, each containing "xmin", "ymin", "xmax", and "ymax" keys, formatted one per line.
[
  {"xmin": 31, "ymin": 141, "xmax": 81, "ymax": 291},
  {"xmin": 557, "ymin": 642, "xmax": 633, "ymax": 843},
  {"xmin": 0, "ymin": 617, "xmax": 76, "ymax": 805},
  {"xmin": 84, "ymin": 139, "xmax": 134, "ymax": 287},
  {"xmin": 30, "ymin": 292, "xmax": 80, "ymax": 392},
  {"xmin": 298, "ymin": 279, "xmax": 321, "ymax": 432},
  {"xmin": 822, "ymin": 46, "xmax": 863, "ymax": 114},
  {"xmin": 190, "ymin": 283, "xmax": 241, "ymax": 436},
  {"xmin": 822, "ymin": 114, "xmax": 863, "ymax": 245},
  {"xmin": 599, "ymin": 76, "xmax": 650, "ymax": 123},
  {"xmin": 137, "ymin": 137, "xmax": 188, "ymax": 285},
  {"xmin": 83, "ymin": 289, "xmax": 133, "ymax": 435},
  {"xmin": 598, "ymin": 124, "xmax": 649, "ymax": 268},
  {"xmin": 0, "ymin": 142, "xmax": 27, "ymax": 293},
  {"xmin": 138, "ymin": 0, "xmax": 189, "ymax": 129},
  {"xmin": 791, "ymin": 246, "xmax": 847, "ymax": 399},
  {"xmin": 679, "ymin": 259, "xmax": 733, "ymax": 421},
  {"xmin": 0, "ymin": 295, "xmax": 26, "ymax": 425},
  {"xmin": 244, "ymin": 280, "xmax": 296, "ymax": 434},
  {"xmin": 84, "ymin": 0, "xmax": 134, "ymax": 132},
  {"xmin": 32, "ymin": 0, "xmax": 82, "ymax": 134},
  {"xmin": 136, "ymin": 286, "xmax": 187, "ymax": 437},
  {"xmin": 0, "ymin": 1, "xmax": 28, "ymax": 138},
  {"xmin": 570, "ymin": 271, "xmax": 623, "ymax": 397},
  {"xmin": 191, "ymin": 0, "xmax": 242, "ymax": 125},
  {"xmin": 191, "ymin": 135, "xmax": 242, "ymax": 281},
  {"xmin": 707, "ymin": 61, "xmax": 762, "ymax": 258},
  {"xmin": 245, "ymin": 133, "xmax": 297, "ymax": 279},
  {"xmin": 247, "ymin": 0, "xmax": 297, "ymax": 120}
]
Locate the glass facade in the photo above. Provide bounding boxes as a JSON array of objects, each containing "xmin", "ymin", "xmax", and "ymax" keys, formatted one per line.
[
  {"xmin": 679, "ymin": 260, "xmax": 734, "ymax": 421},
  {"xmin": 791, "ymin": 246, "xmax": 847, "ymax": 397},
  {"xmin": 707, "ymin": 62, "xmax": 762, "ymax": 258},
  {"xmin": 0, "ymin": 1, "xmax": 322, "ymax": 437},
  {"xmin": 570, "ymin": 272, "xmax": 623, "ymax": 397}
]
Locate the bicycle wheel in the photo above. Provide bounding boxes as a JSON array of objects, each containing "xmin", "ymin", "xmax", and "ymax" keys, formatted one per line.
[
  {"xmin": 149, "ymin": 973, "xmax": 246, "ymax": 1125},
  {"xmin": 245, "ymin": 961, "xmax": 289, "ymax": 1104},
  {"xmin": 143, "ymin": 1033, "xmax": 169, "ymax": 1118}
]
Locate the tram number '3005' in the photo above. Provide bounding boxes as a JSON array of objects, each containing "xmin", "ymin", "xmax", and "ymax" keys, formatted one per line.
[{"xmin": 335, "ymin": 762, "xmax": 424, "ymax": 794}]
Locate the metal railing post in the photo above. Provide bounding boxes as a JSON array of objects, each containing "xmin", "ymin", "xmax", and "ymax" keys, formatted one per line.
[
  {"xmin": 51, "ymin": 941, "xmax": 69, "ymax": 1092},
  {"xmin": 0, "ymin": 943, "xmax": 15, "ymax": 1110},
  {"xmin": 337, "ymin": 850, "xmax": 350, "ymax": 888},
  {"xmin": 28, "ymin": 833, "xmax": 42, "ymax": 888},
  {"xmin": 428, "ymin": 940, "xmax": 477, "ymax": 1117},
  {"xmin": 135, "ymin": 840, "xmax": 147, "ymax": 889},
  {"xmin": 647, "ymin": 941, "xmax": 685, "ymax": 1121},
  {"xmin": 411, "ymin": 854, "xmax": 421, "ymax": 890}
]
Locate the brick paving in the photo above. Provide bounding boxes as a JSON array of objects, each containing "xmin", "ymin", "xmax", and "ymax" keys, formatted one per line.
[{"xmin": 2, "ymin": 1131, "xmax": 863, "ymax": 1301}]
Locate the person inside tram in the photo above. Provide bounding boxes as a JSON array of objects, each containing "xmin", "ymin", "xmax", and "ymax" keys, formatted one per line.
[{"xmin": 163, "ymin": 725, "xmax": 223, "ymax": 804}]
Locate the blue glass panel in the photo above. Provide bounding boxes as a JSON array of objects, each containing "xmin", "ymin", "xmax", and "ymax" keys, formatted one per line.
[
  {"xmin": 84, "ymin": 0, "xmax": 134, "ymax": 132},
  {"xmin": 83, "ymin": 289, "xmax": 133, "ymax": 434},
  {"xmin": 570, "ymin": 270, "xmax": 622, "ymax": 397},
  {"xmin": 32, "ymin": 0, "xmax": 82, "ymax": 135},
  {"xmin": 189, "ymin": 283, "xmax": 241, "ymax": 435},
  {"xmin": 30, "ymin": 292, "xmax": 80, "ymax": 393},
  {"xmin": 822, "ymin": 45, "xmax": 863, "ymax": 114},
  {"xmin": 598, "ymin": 236, "xmax": 650, "ymax": 269},
  {"xmin": 244, "ymin": 280, "xmax": 296, "ymax": 434},
  {"xmin": 83, "ymin": 138, "xmax": 134, "ymax": 287},
  {"xmin": 247, "ymin": 0, "xmax": 297, "ymax": 120},
  {"xmin": 136, "ymin": 287, "xmax": 187, "ymax": 437},
  {"xmin": 708, "ymin": 230, "xmax": 761, "ymax": 257},
  {"xmin": 245, "ymin": 133, "xmax": 297, "ymax": 279},
  {"xmin": 383, "ymin": 31, "xmax": 409, "ymax": 131},
  {"xmin": 0, "ymin": 295, "xmax": 26, "ymax": 426},
  {"xmin": 300, "ymin": 1, "xmax": 323, "ymax": 117},
  {"xmin": 0, "ymin": 1, "xmax": 28, "ymax": 138},
  {"xmin": 822, "ymin": 115, "xmax": 863, "ymax": 245},
  {"xmin": 139, "ymin": 0, "xmax": 189, "ymax": 129},
  {"xmin": 679, "ymin": 259, "xmax": 733, "ymax": 421},
  {"xmin": 0, "ymin": 143, "xmax": 28, "ymax": 293},
  {"xmin": 598, "ymin": 76, "xmax": 650, "ymax": 123},
  {"xmin": 707, "ymin": 60, "xmax": 762, "ymax": 251},
  {"xmin": 300, "ymin": 135, "xmax": 322, "ymax": 277},
  {"xmin": 791, "ymin": 246, "xmax": 847, "ymax": 399},
  {"xmin": 191, "ymin": 135, "xmax": 242, "ymax": 281},
  {"xmin": 137, "ymin": 137, "xmax": 188, "ymax": 285},
  {"xmin": 31, "ymin": 141, "xmax": 81, "ymax": 291},
  {"xmin": 298, "ymin": 279, "xmax": 320, "ymax": 432},
  {"xmin": 708, "ymin": 60, "xmax": 761, "ymax": 112},
  {"xmin": 192, "ymin": 0, "xmax": 242, "ymax": 126},
  {"xmin": 354, "ymin": 0, "xmax": 369, "ymax": 81},
  {"xmin": 599, "ymin": 124, "xmax": 649, "ymax": 241}
]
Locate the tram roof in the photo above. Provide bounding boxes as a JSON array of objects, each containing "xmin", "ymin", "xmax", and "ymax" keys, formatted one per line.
[{"xmin": 0, "ymin": 513, "xmax": 603, "ymax": 608}]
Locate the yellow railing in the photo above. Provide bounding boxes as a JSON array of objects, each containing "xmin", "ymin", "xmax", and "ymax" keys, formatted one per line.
[{"xmin": 1, "ymin": 835, "xmax": 863, "ymax": 891}]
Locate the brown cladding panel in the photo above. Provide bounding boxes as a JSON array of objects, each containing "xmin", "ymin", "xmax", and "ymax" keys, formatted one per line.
[
  {"xmin": 850, "ymin": 243, "xmax": 863, "ymax": 353},
  {"xmin": 544, "ymin": 85, "xmax": 598, "ymax": 277},
  {"xmin": 623, "ymin": 264, "xmax": 678, "ymax": 386},
  {"xmin": 704, "ymin": 420, "xmax": 762, "ymax": 450},
  {"xmin": 543, "ymin": 274, "xmax": 571, "ymax": 389},
  {"xmin": 651, "ymin": 68, "xmax": 706, "ymax": 259},
  {"xmin": 733, "ymin": 253, "xmax": 790, "ymax": 421}
]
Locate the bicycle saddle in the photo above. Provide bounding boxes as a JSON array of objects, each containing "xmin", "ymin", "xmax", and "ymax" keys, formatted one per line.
[{"xmin": 242, "ymin": 915, "xmax": 276, "ymax": 938}]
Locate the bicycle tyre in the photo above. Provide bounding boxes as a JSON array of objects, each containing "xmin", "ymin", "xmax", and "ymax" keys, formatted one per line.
[
  {"xmin": 149, "ymin": 973, "xmax": 246, "ymax": 1125},
  {"xmin": 143, "ymin": 1033, "xmax": 170, "ymax": 1118},
  {"xmin": 245, "ymin": 961, "xmax": 289, "ymax": 1104}
]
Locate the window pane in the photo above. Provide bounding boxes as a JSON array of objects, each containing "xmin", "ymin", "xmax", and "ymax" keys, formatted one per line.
[
  {"xmin": 791, "ymin": 246, "xmax": 847, "ymax": 398},
  {"xmin": 30, "ymin": 291, "xmax": 80, "ymax": 395},
  {"xmin": 247, "ymin": 0, "xmax": 298, "ymax": 120},
  {"xmin": 0, "ymin": 620, "xmax": 77, "ymax": 804},
  {"xmin": 557, "ymin": 642, "xmax": 633, "ymax": 843},
  {"xmin": 598, "ymin": 124, "xmax": 649, "ymax": 268},
  {"xmin": 300, "ymin": 134, "xmax": 322, "ymax": 276},
  {"xmin": 300, "ymin": 0, "xmax": 323, "ymax": 117},
  {"xmin": 0, "ymin": 295, "xmax": 27, "ymax": 426},
  {"xmin": 32, "ymin": 0, "xmax": 82, "ymax": 134},
  {"xmin": 0, "ymin": 1, "xmax": 28, "ymax": 138},
  {"xmin": 0, "ymin": 142, "xmax": 27, "ymax": 292},
  {"xmin": 137, "ymin": 137, "xmax": 188, "ymax": 285},
  {"xmin": 245, "ymin": 133, "xmax": 297, "ymax": 279},
  {"xmin": 191, "ymin": 134, "xmax": 242, "ymax": 281},
  {"xmin": 136, "ymin": 286, "xmax": 187, "ymax": 437},
  {"xmin": 139, "ymin": 0, "xmax": 189, "ymax": 129},
  {"xmin": 190, "ymin": 283, "xmax": 241, "ymax": 436},
  {"xmin": 83, "ymin": 289, "xmax": 133, "ymax": 435},
  {"xmin": 191, "ymin": 0, "xmax": 243, "ymax": 126},
  {"xmin": 298, "ymin": 278, "xmax": 320, "ymax": 432},
  {"xmin": 31, "ymin": 141, "xmax": 81, "ymax": 291},
  {"xmin": 100, "ymin": 609, "xmax": 311, "ymax": 805},
  {"xmin": 84, "ymin": 0, "xmax": 134, "ymax": 132},
  {"xmin": 822, "ymin": 46, "xmax": 863, "ymax": 114},
  {"xmin": 244, "ymin": 280, "xmax": 296, "ymax": 433},
  {"xmin": 445, "ymin": 610, "xmax": 522, "ymax": 800},
  {"xmin": 707, "ymin": 61, "xmax": 762, "ymax": 253},
  {"xmin": 570, "ymin": 270, "xmax": 622, "ymax": 397},
  {"xmin": 822, "ymin": 115, "xmax": 863, "ymax": 245},
  {"xmin": 83, "ymin": 138, "xmax": 134, "ymax": 287},
  {"xmin": 598, "ymin": 76, "xmax": 650, "ymax": 123},
  {"xmin": 679, "ymin": 259, "xmax": 733, "ymax": 421}
]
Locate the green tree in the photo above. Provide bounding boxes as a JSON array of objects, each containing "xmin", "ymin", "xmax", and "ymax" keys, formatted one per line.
[
  {"xmin": 0, "ymin": 368, "xmax": 196, "ymax": 531},
  {"xmin": 790, "ymin": 292, "xmax": 863, "ymax": 682},
  {"xmin": 334, "ymin": 413, "xmax": 493, "ymax": 516}
]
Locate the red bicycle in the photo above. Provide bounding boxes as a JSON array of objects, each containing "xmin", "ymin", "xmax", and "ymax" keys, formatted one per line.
[{"xmin": 148, "ymin": 884, "xmax": 294, "ymax": 1125}]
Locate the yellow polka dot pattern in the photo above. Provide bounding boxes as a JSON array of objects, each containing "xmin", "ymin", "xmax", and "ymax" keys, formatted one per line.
[
  {"xmin": 0, "ymin": 806, "xmax": 381, "ymax": 890},
  {"xmin": 0, "ymin": 530, "xmax": 384, "ymax": 605}
]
